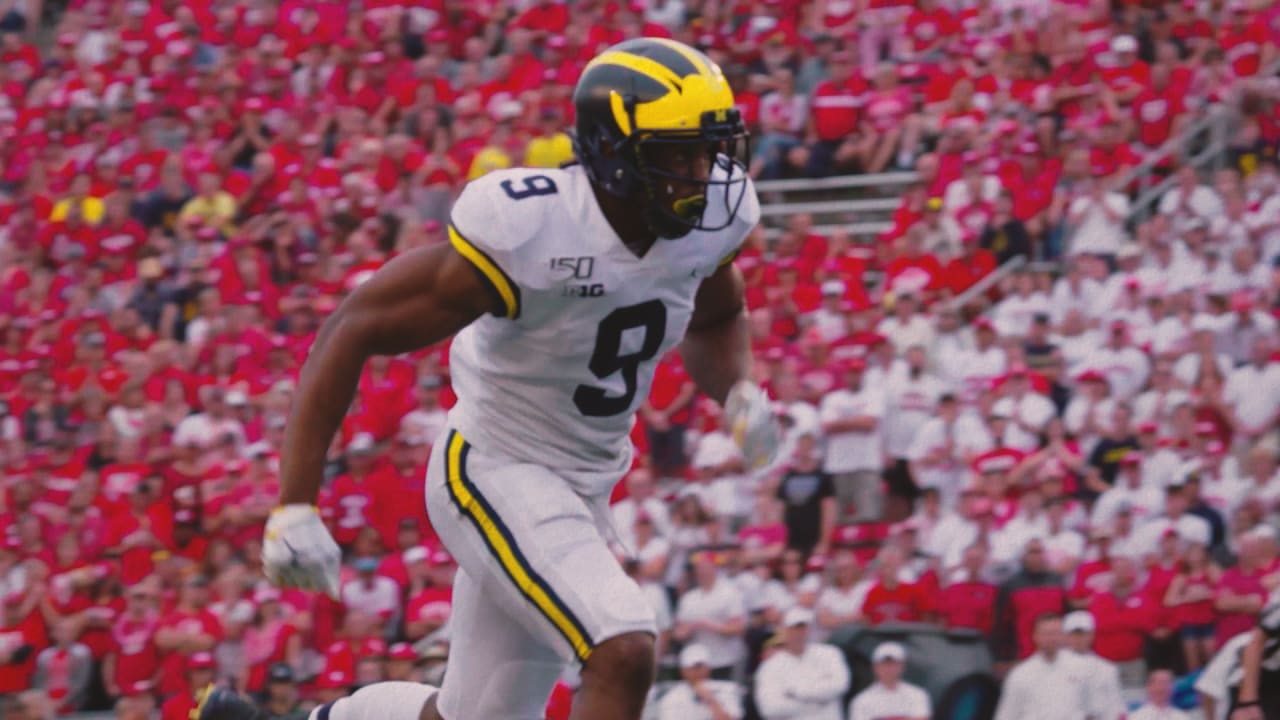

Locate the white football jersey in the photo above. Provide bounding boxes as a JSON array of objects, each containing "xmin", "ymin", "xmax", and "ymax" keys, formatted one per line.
[{"xmin": 445, "ymin": 163, "xmax": 758, "ymax": 495}]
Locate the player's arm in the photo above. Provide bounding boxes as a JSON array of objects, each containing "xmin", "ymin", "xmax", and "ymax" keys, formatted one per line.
[
  {"xmin": 1234, "ymin": 627, "xmax": 1266, "ymax": 714},
  {"xmin": 278, "ymin": 243, "xmax": 496, "ymax": 506},
  {"xmin": 681, "ymin": 261, "xmax": 751, "ymax": 405},
  {"xmin": 682, "ymin": 261, "xmax": 781, "ymax": 470}
]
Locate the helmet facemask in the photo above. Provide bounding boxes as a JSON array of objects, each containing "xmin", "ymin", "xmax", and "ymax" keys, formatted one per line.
[{"xmin": 579, "ymin": 104, "xmax": 752, "ymax": 240}]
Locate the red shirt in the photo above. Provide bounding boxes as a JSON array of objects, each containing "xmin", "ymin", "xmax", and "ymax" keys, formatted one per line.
[
  {"xmin": 156, "ymin": 608, "xmax": 223, "ymax": 696},
  {"xmin": 109, "ymin": 614, "xmax": 160, "ymax": 691},
  {"xmin": 323, "ymin": 474, "xmax": 380, "ymax": 547},
  {"xmin": 810, "ymin": 78, "xmax": 866, "ymax": 142},
  {"xmin": 1216, "ymin": 566, "xmax": 1267, "ymax": 646},
  {"xmin": 1088, "ymin": 589, "xmax": 1160, "ymax": 662},
  {"xmin": 105, "ymin": 506, "xmax": 175, "ymax": 585},
  {"xmin": 0, "ymin": 609, "xmax": 47, "ymax": 693},
  {"xmin": 939, "ymin": 580, "xmax": 997, "ymax": 634},
  {"xmin": 647, "ymin": 354, "xmax": 694, "ymax": 425},
  {"xmin": 862, "ymin": 88, "xmax": 913, "ymax": 133},
  {"xmin": 943, "ymin": 250, "xmax": 998, "ymax": 295},
  {"xmin": 161, "ymin": 691, "xmax": 199, "ymax": 720},
  {"xmin": 904, "ymin": 7, "xmax": 959, "ymax": 52},
  {"xmin": 862, "ymin": 581, "xmax": 927, "ymax": 624},
  {"xmin": 1131, "ymin": 87, "xmax": 1186, "ymax": 148},
  {"xmin": 1220, "ymin": 21, "xmax": 1268, "ymax": 77},
  {"xmin": 406, "ymin": 587, "xmax": 453, "ymax": 631}
]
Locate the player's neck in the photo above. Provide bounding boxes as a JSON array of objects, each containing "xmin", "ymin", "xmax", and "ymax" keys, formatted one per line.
[{"xmin": 591, "ymin": 182, "xmax": 657, "ymax": 258}]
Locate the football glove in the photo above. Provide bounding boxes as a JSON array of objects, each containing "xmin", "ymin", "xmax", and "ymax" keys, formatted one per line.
[
  {"xmin": 262, "ymin": 505, "xmax": 342, "ymax": 600},
  {"xmin": 724, "ymin": 380, "xmax": 782, "ymax": 471}
]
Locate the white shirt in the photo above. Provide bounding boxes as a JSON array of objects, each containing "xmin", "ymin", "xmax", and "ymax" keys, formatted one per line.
[
  {"xmin": 1131, "ymin": 515, "xmax": 1213, "ymax": 558},
  {"xmin": 1158, "ymin": 184, "xmax": 1223, "ymax": 223},
  {"xmin": 953, "ymin": 345, "xmax": 1008, "ymax": 403},
  {"xmin": 1068, "ymin": 193, "xmax": 1131, "ymax": 256},
  {"xmin": 754, "ymin": 643, "xmax": 852, "ymax": 720},
  {"xmin": 907, "ymin": 414, "xmax": 993, "ymax": 504},
  {"xmin": 993, "ymin": 292, "xmax": 1053, "ymax": 337},
  {"xmin": 676, "ymin": 578, "xmax": 748, "ymax": 669},
  {"xmin": 1224, "ymin": 363, "xmax": 1280, "ymax": 432},
  {"xmin": 657, "ymin": 680, "xmax": 743, "ymax": 720},
  {"xmin": 876, "ymin": 316, "xmax": 936, "ymax": 356},
  {"xmin": 1126, "ymin": 704, "xmax": 1191, "ymax": 720},
  {"xmin": 340, "ymin": 576, "xmax": 402, "ymax": 619},
  {"xmin": 1063, "ymin": 396, "xmax": 1114, "ymax": 456},
  {"xmin": 820, "ymin": 386, "xmax": 885, "ymax": 473},
  {"xmin": 1050, "ymin": 276, "xmax": 1104, "ymax": 322},
  {"xmin": 994, "ymin": 652, "xmax": 1090, "ymax": 720},
  {"xmin": 994, "ymin": 393, "xmax": 1056, "ymax": 451},
  {"xmin": 813, "ymin": 583, "xmax": 869, "ymax": 642},
  {"xmin": 1133, "ymin": 389, "xmax": 1190, "ymax": 433},
  {"xmin": 172, "ymin": 413, "xmax": 246, "ymax": 450},
  {"xmin": 1073, "ymin": 346, "xmax": 1150, "ymax": 400},
  {"xmin": 1172, "ymin": 353, "xmax": 1233, "ymax": 388},
  {"xmin": 1068, "ymin": 650, "xmax": 1126, "ymax": 720},
  {"xmin": 848, "ymin": 680, "xmax": 932, "ymax": 720},
  {"xmin": 882, "ymin": 372, "xmax": 945, "ymax": 459},
  {"xmin": 1091, "ymin": 482, "xmax": 1165, "ymax": 529}
]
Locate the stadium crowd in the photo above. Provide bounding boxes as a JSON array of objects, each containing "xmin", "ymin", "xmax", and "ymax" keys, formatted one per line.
[{"xmin": 1, "ymin": 0, "xmax": 1279, "ymax": 718}]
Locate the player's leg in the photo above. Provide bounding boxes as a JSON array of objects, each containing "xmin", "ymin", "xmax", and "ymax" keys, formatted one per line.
[
  {"xmin": 422, "ymin": 568, "xmax": 567, "ymax": 719},
  {"xmin": 424, "ymin": 430, "xmax": 658, "ymax": 719}
]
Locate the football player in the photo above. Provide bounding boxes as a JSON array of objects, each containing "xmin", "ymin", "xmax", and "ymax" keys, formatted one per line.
[{"xmin": 197, "ymin": 37, "xmax": 779, "ymax": 720}]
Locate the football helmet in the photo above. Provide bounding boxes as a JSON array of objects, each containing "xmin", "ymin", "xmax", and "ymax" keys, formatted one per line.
[{"xmin": 572, "ymin": 37, "xmax": 751, "ymax": 239}]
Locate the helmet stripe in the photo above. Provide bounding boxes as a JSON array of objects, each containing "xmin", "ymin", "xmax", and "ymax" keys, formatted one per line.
[
  {"xmin": 589, "ymin": 51, "xmax": 686, "ymax": 95},
  {"xmin": 648, "ymin": 37, "xmax": 713, "ymax": 77}
]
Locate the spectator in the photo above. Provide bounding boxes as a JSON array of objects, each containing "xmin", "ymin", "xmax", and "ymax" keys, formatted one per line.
[
  {"xmin": 656, "ymin": 644, "xmax": 743, "ymax": 720},
  {"xmin": 1163, "ymin": 527, "xmax": 1221, "ymax": 672},
  {"xmin": 847, "ymin": 641, "xmax": 931, "ymax": 720},
  {"xmin": 241, "ymin": 588, "xmax": 303, "ymax": 695},
  {"xmin": 1088, "ymin": 554, "xmax": 1164, "ymax": 684},
  {"xmin": 674, "ymin": 551, "xmax": 748, "ymax": 680},
  {"xmin": 814, "ymin": 549, "xmax": 869, "ymax": 641},
  {"xmin": 993, "ymin": 613, "xmax": 1089, "ymax": 720},
  {"xmin": 775, "ymin": 433, "xmax": 835, "ymax": 558},
  {"xmin": 861, "ymin": 545, "xmax": 930, "ymax": 625},
  {"xmin": 818, "ymin": 358, "xmax": 886, "ymax": 523},
  {"xmin": 753, "ymin": 607, "xmax": 850, "ymax": 720},
  {"xmin": 260, "ymin": 662, "xmax": 307, "ymax": 720},
  {"xmin": 938, "ymin": 541, "xmax": 998, "ymax": 634},
  {"xmin": 157, "ymin": 652, "xmax": 216, "ymax": 720},
  {"xmin": 992, "ymin": 538, "xmax": 1067, "ymax": 664},
  {"xmin": 30, "ymin": 617, "xmax": 93, "ymax": 714},
  {"xmin": 1062, "ymin": 611, "xmax": 1126, "ymax": 720},
  {"xmin": 1215, "ymin": 527, "xmax": 1276, "ymax": 647},
  {"xmin": 340, "ymin": 557, "xmax": 402, "ymax": 632},
  {"xmin": 1127, "ymin": 668, "xmax": 1193, "ymax": 720},
  {"xmin": 102, "ymin": 582, "xmax": 160, "ymax": 703},
  {"xmin": 153, "ymin": 573, "xmax": 222, "ymax": 697}
]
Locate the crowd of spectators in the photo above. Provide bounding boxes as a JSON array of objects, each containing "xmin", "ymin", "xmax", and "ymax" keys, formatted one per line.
[{"xmin": 1, "ymin": 0, "xmax": 1279, "ymax": 719}]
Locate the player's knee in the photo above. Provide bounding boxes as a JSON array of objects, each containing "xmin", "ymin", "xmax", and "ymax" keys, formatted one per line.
[{"xmin": 583, "ymin": 632, "xmax": 655, "ymax": 690}]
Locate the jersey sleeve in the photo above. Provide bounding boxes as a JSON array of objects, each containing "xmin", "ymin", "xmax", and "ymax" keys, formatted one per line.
[{"xmin": 448, "ymin": 169, "xmax": 555, "ymax": 320}]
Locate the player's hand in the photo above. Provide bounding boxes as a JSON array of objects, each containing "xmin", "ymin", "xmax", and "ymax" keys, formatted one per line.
[
  {"xmin": 725, "ymin": 381, "xmax": 781, "ymax": 471},
  {"xmin": 262, "ymin": 505, "xmax": 342, "ymax": 600}
]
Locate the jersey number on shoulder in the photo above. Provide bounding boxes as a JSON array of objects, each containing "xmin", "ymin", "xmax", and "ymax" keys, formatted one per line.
[
  {"xmin": 500, "ymin": 175, "xmax": 558, "ymax": 200},
  {"xmin": 573, "ymin": 300, "xmax": 667, "ymax": 417}
]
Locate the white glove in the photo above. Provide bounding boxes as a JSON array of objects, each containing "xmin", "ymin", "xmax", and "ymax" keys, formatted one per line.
[
  {"xmin": 724, "ymin": 381, "xmax": 782, "ymax": 471},
  {"xmin": 262, "ymin": 505, "xmax": 342, "ymax": 599}
]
